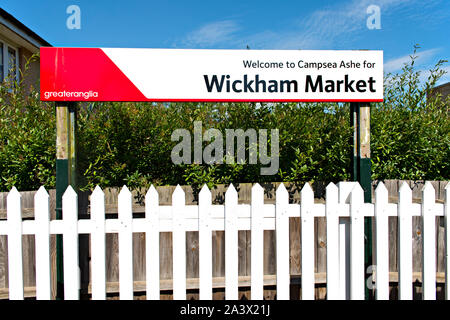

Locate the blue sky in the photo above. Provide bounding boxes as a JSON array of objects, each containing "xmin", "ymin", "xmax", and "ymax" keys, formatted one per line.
[{"xmin": 2, "ymin": 0, "xmax": 449, "ymax": 84}]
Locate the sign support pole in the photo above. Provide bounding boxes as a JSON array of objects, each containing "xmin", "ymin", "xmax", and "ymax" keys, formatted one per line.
[
  {"xmin": 350, "ymin": 102, "xmax": 373, "ymax": 299},
  {"xmin": 55, "ymin": 102, "xmax": 77, "ymax": 299}
]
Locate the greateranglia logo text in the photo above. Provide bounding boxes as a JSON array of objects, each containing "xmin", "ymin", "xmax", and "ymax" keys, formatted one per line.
[{"xmin": 44, "ymin": 90, "xmax": 98, "ymax": 100}]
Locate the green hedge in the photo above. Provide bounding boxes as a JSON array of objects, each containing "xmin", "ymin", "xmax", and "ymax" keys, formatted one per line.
[{"xmin": 0, "ymin": 51, "xmax": 448, "ymax": 192}]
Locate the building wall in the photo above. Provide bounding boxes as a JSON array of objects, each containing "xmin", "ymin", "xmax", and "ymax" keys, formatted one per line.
[
  {"xmin": 430, "ymin": 82, "xmax": 450, "ymax": 101},
  {"xmin": 435, "ymin": 82, "xmax": 450, "ymax": 99},
  {"xmin": 19, "ymin": 46, "xmax": 40, "ymax": 93}
]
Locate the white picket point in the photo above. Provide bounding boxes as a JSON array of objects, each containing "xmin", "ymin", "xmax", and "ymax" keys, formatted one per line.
[
  {"xmin": 374, "ymin": 182, "xmax": 389, "ymax": 300},
  {"xmin": 301, "ymin": 183, "xmax": 315, "ymax": 300},
  {"xmin": 34, "ymin": 186, "xmax": 51, "ymax": 300},
  {"xmin": 146, "ymin": 185, "xmax": 160, "ymax": 300},
  {"xmin": 7, "ymin": 187, "xmax": 24, "ymax": 300},
  {"xmin": 225, "ymin": 184, "xmax": 238, "ymax": 300},
  {"xmin": 62, "ymin": 186, "xmax": 79, "ymax": 300},
  {"xmin": 91, "ymin": 186, "xmax": 106, "ymax": 300},
  {"xmin": 199, "ymin": 185, "xmax": 213, "ymax": 300},
  {"xmin": 251, "ymin": 183, "xmax": 264, "ymax": 300},
  {"xmin": 445, "ymin": 183, "xmax": 450, "ymax": 300},
  {"xmin": 398, "ymin": 182, "xmax": 413, "ymax": 300},
  {"xmin": 118, "ymin": 185, "xmax": 134, "ymax": 300},
  {"xmin": 350, "ymin": 183, "xmax": 365, "ymax": 300},
  {"xmin": 326, "ymin": 182, "xmax": 340, "ymax": 300},
  {"xmin": 422, "ymin": 182, "xmax": 436, "ymax": 300},
  {"xmin": 172, "ymin": 185, "xmax": 186, "ymax": 300},
  {"xmin": 275, "ymin": 183, "xmax": 289, "ymax": 300}
]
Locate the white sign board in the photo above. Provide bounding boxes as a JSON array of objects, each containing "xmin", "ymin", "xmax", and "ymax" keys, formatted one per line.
[{"xmin": 41, "ymin": 48, "xmax": 383, "ymax": 102}]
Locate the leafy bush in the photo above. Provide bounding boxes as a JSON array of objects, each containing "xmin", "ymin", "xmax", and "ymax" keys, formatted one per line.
[
  {"xmin": 0, "ymin": 55, "xmax": 55, "ymax": 191},
  {"xmin": 371, "ymin": 48, "xmax": 449, "ymax": 180}
]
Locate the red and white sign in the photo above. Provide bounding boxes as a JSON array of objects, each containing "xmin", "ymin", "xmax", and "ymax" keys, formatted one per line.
[{"xmin": 40, "ymin": 47, "xmax": 383, "ymax": 102}]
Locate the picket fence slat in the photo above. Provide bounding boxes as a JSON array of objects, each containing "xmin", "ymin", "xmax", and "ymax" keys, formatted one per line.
[
  {"xmin": 350, "ymin": 184, "xmax": 365, "ymax": 300},
  {"xmin": 1, "ymin": 181, "xmax": 448, "ymax": 300},
  {"xmin": 62, "ymin": 186, "xmax": 79, "ymax": 300},
  {"xmin": 301, "ymin": 183, "xmax": 315, "ymax": 300},
  {"xmin": 199, "ymin": 185, "xmax": 213, "ymax": 300},
  {"xmin": 445, "ymin": 183, "xmax": 450, "ymax": 300},
  {"xmin": 7, "ymin": 187, "xmax": 24, "ymax": 300},
  {"xmin": 275, "ymin": 183, "xmax": 289, "ymax": 300},
  {"xmin": 224, "ymin": 184, "xmax": 238, "ymax": 300},
  {"xmin": 146, "ymin": 185, "xmax": 160, "ymax": 300},
  {"xmin": 172, "ymin": 185, "xmax": 186, "ymax": 300},
  {"xmin": 118, "ymin": 186, "xmax": 134, "ymax": 300},
  {"xmin": 375, "ymin": 182, "xmax": 389, "ymax": 300},
  {"xmin": 326, "ymin": 182, "xmax": 340, "ymax": 300},
  {"xmin": 336, "ymin": 182, "xmax": 355, "ymax": 300},
  {"xmin": 398, "ymin": 182, "xmax": 413, "ymax": 300},
  {"xmin": 91, "ymin": 186, "xmax": 106, "ymax": 300},
  {"xmin": 34, "ymin": 186, "xmax": 51, "ymax": 300},
  {"xmin": 422, "ymin": 182, "xmax": 436, "ymax": 300},
  {"xmin": 250, "ymin": 184, "xmax": 264, "ymax": 300}
]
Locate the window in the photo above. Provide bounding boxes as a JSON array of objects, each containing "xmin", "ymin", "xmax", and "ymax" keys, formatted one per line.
[
  {"xmin": 8, "ymin": 46, "xmax": 17, "ymax": 81},
  {"xmin": 0, "ymin": 41, "xmax": 19, "ymax": 82},
  {"xmin": 0, "ymin": 42, "xmax": 3, "ymax": 81}
]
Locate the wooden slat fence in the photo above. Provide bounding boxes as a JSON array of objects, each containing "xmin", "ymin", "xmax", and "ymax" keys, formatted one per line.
[{"xmin": 0, "ymin": 180, "xmax": 448, "ymax": 300}]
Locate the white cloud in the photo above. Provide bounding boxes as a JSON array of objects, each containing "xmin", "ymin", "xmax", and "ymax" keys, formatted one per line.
[
  {"xmin": 181, "ymin": 20, "xmax": 240, "ymax": 47},
  {"xmin": 384, "ymin": 48, "xmax": 440, "ymax": 73},
  {"xmin": 245, "ymin": 0, "xmax": 419, "ymax": 49},
  {"xmin": 175, "ymin": 0, "xmax": 447, "ymax": 51},
  {"xmin": 383, "ymin": 50, "xmax": 449, "ymax": 86}
]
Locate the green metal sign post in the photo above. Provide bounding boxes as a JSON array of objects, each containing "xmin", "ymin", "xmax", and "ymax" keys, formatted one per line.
[
  {"xmin": 55, "ymin": 102, "xmax": 77, "ymax": 300},
  {"xmin": 350, "ymin": 102, "xmax": 373, "ymax": 299}
]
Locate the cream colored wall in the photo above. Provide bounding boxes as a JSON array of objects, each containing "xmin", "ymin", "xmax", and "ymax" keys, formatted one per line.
[
  {"xmin": 0, "ymin": 26, "xmax": 41, "ymax": 93},
  {"xmin": 19, "ymin": 46, "xmax": 40, "ymax": 93}
]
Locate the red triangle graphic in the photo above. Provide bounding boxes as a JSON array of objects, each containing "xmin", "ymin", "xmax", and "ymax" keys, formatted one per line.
[{"xmin": 41, "ymin": 47, "xmax": 147, "ymax": 101}]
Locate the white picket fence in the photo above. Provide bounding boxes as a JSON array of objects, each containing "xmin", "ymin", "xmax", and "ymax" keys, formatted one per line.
[{"xmin": 1, "ymin": 181, "xmax": 449, "ymax": 300}]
